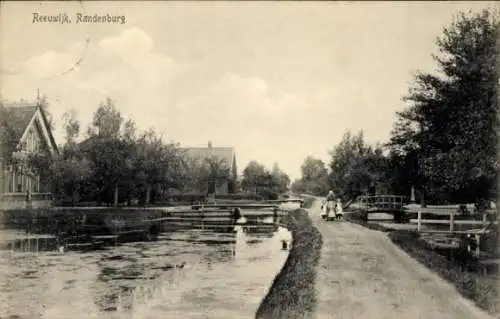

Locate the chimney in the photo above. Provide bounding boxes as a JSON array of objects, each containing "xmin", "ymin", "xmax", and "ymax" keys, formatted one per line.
[{"xmin": 208, "ymin": 140, "xmax": 212, "ymax": 148}]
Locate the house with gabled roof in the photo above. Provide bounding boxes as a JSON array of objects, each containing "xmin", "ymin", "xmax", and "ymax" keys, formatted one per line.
[
  {"xmin": 0, "ymin": 100, "xmax": 58, "ymax": 208},
  {"xmin": 180, "ymin": 141, "xmax": 238, "ymax": 194}
]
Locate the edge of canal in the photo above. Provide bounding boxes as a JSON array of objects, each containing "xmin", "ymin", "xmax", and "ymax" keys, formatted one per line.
[{"xmin": 255, "ymin": 207, "xmax": 323, "ymax": 319}]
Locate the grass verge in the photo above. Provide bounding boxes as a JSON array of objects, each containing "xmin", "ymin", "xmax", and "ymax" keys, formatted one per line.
[
  {"xmin": 256, "ymin": 209, "xmax": 323, "ymax": 319},
  {"xmin": 345, "ymin": 211, "xmax": 499, "ymax": 316}
]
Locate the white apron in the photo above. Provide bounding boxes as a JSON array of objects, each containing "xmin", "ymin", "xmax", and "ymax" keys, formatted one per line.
[
  {"xmin": 321, "ymin": 200, "xmax": 336, "ymax": 219},
  {"xmin": 336, "ymin": 200, "xmax": 344, "ymax": 217}
]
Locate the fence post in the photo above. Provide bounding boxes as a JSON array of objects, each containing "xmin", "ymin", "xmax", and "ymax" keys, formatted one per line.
[
  {"xmin": 475, "ymin": 234, "xmax": 481, "ymax": 257},
  {"xmin": 482, "ymin": 213, "xmax": 487, "ymax": 227},
  {"xmin": 449, "ymin": 212, "xmax": 454, "ymax": 232},
  {"xmin": 417, "ymin": 211, "xmax": 421, "ymax": 232}
]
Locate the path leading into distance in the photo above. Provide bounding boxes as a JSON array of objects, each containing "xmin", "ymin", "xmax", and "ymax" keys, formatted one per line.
[{"xmin": 307, "ymin": 199, "xmax": 495, "ymax": 319}]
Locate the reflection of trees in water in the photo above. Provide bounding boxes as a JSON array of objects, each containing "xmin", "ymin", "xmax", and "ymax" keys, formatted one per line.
[
  {"xmin": 90, "ymin": 232, "xmax": 240, "ymax": 314},
  {"xmin": 202, "ymin": 249, "xmax": 234, "ymax": 263},
  {"xmin": 94, "ymin": 252, "xmax": 151, "ymax": 313}
]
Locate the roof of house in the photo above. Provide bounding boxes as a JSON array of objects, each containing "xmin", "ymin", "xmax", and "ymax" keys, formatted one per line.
[
  {"xmin": 180, "ymin": 146, "xmax": 235, "ymax": 169},
  {"xmin": 0, "ymin": 101, "xmax": 57, "ymax": 158}
]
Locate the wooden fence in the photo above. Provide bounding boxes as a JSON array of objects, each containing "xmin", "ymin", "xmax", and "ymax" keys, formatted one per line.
[
  {"xmin": 410, "ymin": 212, "xmax": 497, "ymax": 233},
  {"xmin": 409, "ymin": 210, "xmax": 498, "ymax": 258}
]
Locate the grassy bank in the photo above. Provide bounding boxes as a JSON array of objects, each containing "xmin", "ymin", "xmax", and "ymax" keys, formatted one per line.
[
  {"xmin": 345, "ymin": 211, "xmax": 499, "ymax": 316},
  {"xmin": 0, "ymin": 208, "xmax": 167, "ymax": 235},
  {"xmin": 256, "ymin": 209, "xmax": 323, "ymax": 319}
]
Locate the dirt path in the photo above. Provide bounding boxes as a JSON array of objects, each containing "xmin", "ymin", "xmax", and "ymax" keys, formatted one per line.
[{"xmin": 308, "ymin": 199, "xmax": 494, "ymax": 319}]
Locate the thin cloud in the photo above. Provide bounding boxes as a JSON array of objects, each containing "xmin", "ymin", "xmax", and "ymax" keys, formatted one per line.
[{"xmin": 1, "ymin": 2, "xmax": 495, "ymax": 179}]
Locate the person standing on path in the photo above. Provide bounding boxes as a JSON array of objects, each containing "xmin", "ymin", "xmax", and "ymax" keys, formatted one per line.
[
  {"xmin": 326, "ymin": 190, "xmax": 335, "ymax": 201},
  {"xmin": 321, "ymin": 190, "xmax": 336, "ymax": 219}
]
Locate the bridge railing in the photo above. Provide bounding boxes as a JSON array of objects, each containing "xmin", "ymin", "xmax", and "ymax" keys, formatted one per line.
[{"xmin": 356, "ymin": 195, "xmax": 408, "ymax": 210}]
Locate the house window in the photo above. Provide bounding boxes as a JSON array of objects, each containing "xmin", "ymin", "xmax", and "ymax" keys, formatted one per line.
[
  {"xmin": 7, "ymin": 170, "xmax": 12, "ymax": 192},
  {"xmin": 28, "ymin": 175, "xmax": 39, "ymax": 193},
  {"xmin": 9, "ymin": 170, "xmax": 14, "ymax": 192},
  {"xmin": 16, "ymin": 171, "xmax": 23, "ymax": 192},
  {"xmin": 31, "ymin": 176, "xmax": 35, "ymax": 193}
]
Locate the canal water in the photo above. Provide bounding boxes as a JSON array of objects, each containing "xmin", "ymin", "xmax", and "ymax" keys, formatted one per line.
[{"xmin": 0, "ymin": 225, "xmax": 291, "ymax": 319}]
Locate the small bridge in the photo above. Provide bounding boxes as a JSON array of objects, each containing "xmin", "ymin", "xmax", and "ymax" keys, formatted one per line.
[
  {"xmin": 346, "ymin": 195, "xmax": 408, "ymax": 221},
  {"xmin": 355, "ymin": 195, "xmax": 407, "ymax": 211}
]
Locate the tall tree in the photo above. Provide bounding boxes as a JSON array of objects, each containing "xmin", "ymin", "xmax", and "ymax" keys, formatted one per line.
[
  {"xmin": 301, "ymin": 156, "xmax": 329, "ymax": 182},
  {"xmin": 62, "ymin": 109, "xmax": 80, "ymax": 146},
  {"xmin": 241, "ymin": 161, "xmax": 267, "ymax": 194},
  {"xmin": 329, "ymin": 130, "xmax": 389, "ymax": 200},
  {"xmin": 271, "ymin": 163, "xmax": 291, "ymax": 194},
  {"xmin": 157, "ymin": 142, "xmax": 185, "ymax": 196},
  {"xmin": 240, "ymin": 161, "xmax": 282, "ymax": 199},
  {"xmin": 291, "ymin": 156, "xmax": 329, "ymax": 196},
  {"xmin": 205, "ymin": 156, "xmax": 231, "ymax": 196},
  {"xmin": 388, "ymin": 9, "xmax": 499, "ymax": 204},
  {"xmin": 91, "ymin": 98, "xmax": 124, "ymax": 138},
  {"xmin": 180, "ymin": 156, "xmax": 207, "ymax": 194},
  {"xmin": 86, "ymin": 98, "xmax": 128, "ymax": 206},
  {"xmin": 0, "ymin": 105, "xmax": 23, "ymax": 162}
]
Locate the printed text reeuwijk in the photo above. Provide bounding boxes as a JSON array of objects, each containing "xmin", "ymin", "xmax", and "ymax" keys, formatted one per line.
[{"xmin": 32, "ymin": 12, "xmax": 126, "ymax": 24}]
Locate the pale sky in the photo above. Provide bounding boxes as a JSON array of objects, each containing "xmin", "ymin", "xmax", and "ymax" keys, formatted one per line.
[{"xmin": 0, "ymin": 1, "xmax": 497, "ymax": 180}]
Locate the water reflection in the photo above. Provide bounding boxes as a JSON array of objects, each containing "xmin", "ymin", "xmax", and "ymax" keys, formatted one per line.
[{"xmin": 0, "ymin": 224, "xmax": 291, "ymax": 319}]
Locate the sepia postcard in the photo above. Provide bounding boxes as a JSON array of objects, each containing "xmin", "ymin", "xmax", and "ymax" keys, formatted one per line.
[{"xmin": 0, "ymin": 1, "xmax": 499, "ymax": 318}]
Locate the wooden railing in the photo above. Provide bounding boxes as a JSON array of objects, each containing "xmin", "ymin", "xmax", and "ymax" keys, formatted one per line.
[
  {"xmin": 410, "ymin": 211, "xmax": 497, "ymax": 233},
  {"xmin": 1, "ymin": 192, "xmax": 52, "ymax": 201},
  {"xmin": 356, "ymin": 195, "xmax": 408, "ymax": 210},
  {"xmin": 409, "ymin": 210, "xmax": 498, "ymax": 258},
  {"xmin": 0, "ymin": 193, "xmax": 53, "ymax": 209}
]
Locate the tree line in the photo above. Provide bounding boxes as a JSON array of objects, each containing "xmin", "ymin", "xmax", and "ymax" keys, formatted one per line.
[
  {"xmin": 292, "ymin": 9, "xmax": 499, "ymax": 206},
  {"xmin": 2, "ymin": 98, "xmax": 291, "ymax": 206},
  {"xmin": 241, "ymin": 161, "xmax": 291, "ymax": 200}
]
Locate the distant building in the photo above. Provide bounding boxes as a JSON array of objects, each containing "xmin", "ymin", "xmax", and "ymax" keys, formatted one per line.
[
  {"xmin": 0, "ymin": 101, "xmax": 58, "ymax": 209},
  {"xmin": 180, "ymin": 141, "xmax": 237, "ymax": 195}
]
